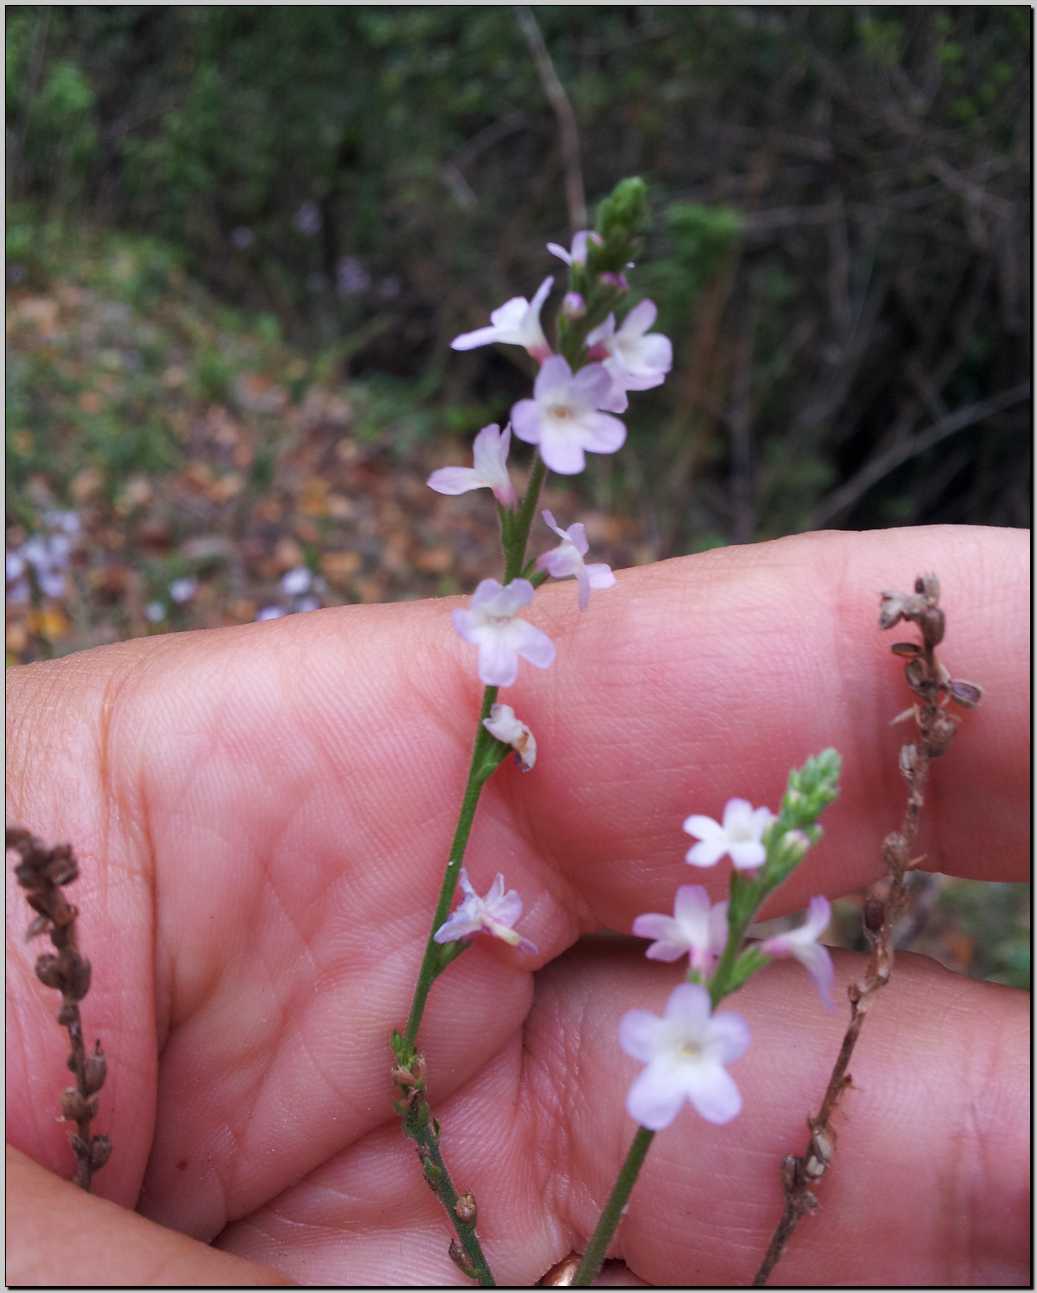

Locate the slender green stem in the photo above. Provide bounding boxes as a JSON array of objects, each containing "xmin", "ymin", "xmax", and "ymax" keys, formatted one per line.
[
  {"xmin": 406, "ymin": 1095, "xmax": 495, "ymax": 1286},
  {"xmin": 505, "ymin": 453, "xmax": 547, "ymax": 581},
  {"xmin": 573, "ymin": 1126, "xmax": 655, "ymax": 1286},
  {"xmin": 404, "ymin": 685, "xmax": 497, "ymax": 1047}
]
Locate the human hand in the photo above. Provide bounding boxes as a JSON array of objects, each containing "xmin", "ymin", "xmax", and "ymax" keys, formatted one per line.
[{"xmin": 6, "ymin": 525, "xmax": 1028, "ymax": 1286}]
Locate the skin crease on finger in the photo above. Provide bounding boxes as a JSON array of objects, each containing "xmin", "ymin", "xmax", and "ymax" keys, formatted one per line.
[{"xmin": 4, "ymin": 526, "xmax": 1029, "ymax": 1277}]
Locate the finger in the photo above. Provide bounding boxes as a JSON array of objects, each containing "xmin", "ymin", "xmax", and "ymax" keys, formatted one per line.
[
  {"xmin": 5, "ymin": 1146, "xmax": 292, "ymax": 1286},
  {"xmin": 218, "ymin": 944, "xmax": 1029, "ymax": 1286},
  {"xmin": 6, "ymin": 526, "xmax": 1026, "ymax": 1234}
]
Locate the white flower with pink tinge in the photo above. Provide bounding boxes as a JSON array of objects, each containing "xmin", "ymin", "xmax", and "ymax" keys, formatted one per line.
[
  {"xmin": 620, "ymin": 982, "xmax": 750, "ymax": 1129},
  {"xmin": 684, "ymin": 798, "xmax": 776, "ymax": 871},
  {"xmin": 587, "ymin": 300, "xmax": 672, "ymax": 392},
  {"xmin": 511, "ymin": 356, "xmax": 626, "ymax": 476},
  {"xmin": 546, "ymin": 229, "xmax": 602, "ymax": 268},
  {"xmin": 434, "ymin": 867, "xmax": 538, "ymax": 954},
  {"xmin": 451, "ymin": 277, "xmax": 554, "ymax": 362},
  {"xmin": 632, "ymin": 885, "xmax": 728, "ymax": 974},
  {"xmin": 427, "ymin": 423, "xmax": 517, "ymax": 508},
  {"xmin": 452, "ymin": 578, "xmax": 555, "ymax": 687},
  {"xmin": 760, "ymin": 896, "xmax": 835, "ymax": 1008},
  {"xmin": 536, "ymin": 510, "xmax": 615, "ymax": 610}
]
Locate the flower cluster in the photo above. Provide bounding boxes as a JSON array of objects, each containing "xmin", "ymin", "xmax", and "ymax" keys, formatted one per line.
[
  {"xmin": 429, "ymin": 188, "xmax": 671, "ymax": 953},
  {"xmin": 621, "ymin": 769, "xmax": 839, "ymax": 1131}
]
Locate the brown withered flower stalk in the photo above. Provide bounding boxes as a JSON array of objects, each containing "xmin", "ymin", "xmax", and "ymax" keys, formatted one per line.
[
  {"xmin": 8, "ymin": 827, "xmax": 111, "ymax": 1190},
  {"xmin": 753, "ymin": 573, "xmax": 982, "ymax": 1285}
]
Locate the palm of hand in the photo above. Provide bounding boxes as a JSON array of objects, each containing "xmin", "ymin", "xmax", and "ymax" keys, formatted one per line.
[{"xmin": 6, "ymin": 533, "xmax": 1029, "ymax": 1286}]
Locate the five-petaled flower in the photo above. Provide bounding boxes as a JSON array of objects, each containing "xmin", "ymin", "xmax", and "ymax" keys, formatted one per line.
[
  {"xmin": 483, "ymin": 702, "xmax": 537, "ymax": 771},
  {"xmin": 587, "ymin": 300, "xmax": 672, "ymax": 392},
  {"xmin": 451, "ymin": 277, "xmax": 554, "ymax": 362},
  {"xmin": 760, "ymin": 896, "xmax": 835, "ymax": 1008},
  {"xmin": 427, "ymin": 423, "xmax": 517, "ymax": 507},
  {"xmin": 434, "ymin": 867, "xmax": 538, "ymax": 954},
  {"xmin": 452, "ymin": 578, "xmax": 555, "ymax": 687},
  {"xmin": 536, "ymin": 510, "xmax": 616, "ymax": 610},
  {"xmin": 619, "ymin": 982, "xmax": 750, "ymax": 1129},
  {"xmin": 632, "ymin": 885, "xmax": 728, "ymax": 975},
  {"xmin": 511, "ymin": 356, "xmax": 626, "ymax": 476},
  {"xmin": 684, "ymin": 798, "xmax": 775, "ymax": 870}
]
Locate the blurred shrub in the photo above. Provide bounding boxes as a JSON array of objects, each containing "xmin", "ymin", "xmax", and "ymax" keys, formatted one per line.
[{"xmin": 6, "ymin": 5, "xmax": 1030, "ymax": 546}]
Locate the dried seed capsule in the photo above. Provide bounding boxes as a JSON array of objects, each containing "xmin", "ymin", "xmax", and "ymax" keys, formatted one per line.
[
  {"xmin": 890, "ymin": 641, "xmax": 921, "ymax": 658},
  {"xmin": 83, "ymin": 1042, "xmax": 107, "ymax": 1095},
  {"xmin": 898, "ymin": 743, "xmax": 918, "ymax": 779},
  {"xmin": 89, "ymin": 1134, "xmax": 112, "ymax": 1171},
  {"xmin": 35, "ymin": 953, "xmax": 64, "ymax": 989},
  {"xmin": 45, "ymin": 847, "xmax": 79, "ymax": 887},
  {"xmin": 62, "ymin": 954, "xmax": 92, "ymax": 1002},
  {"xmin": 454, "ymin": 1192, "xmax": 477, "ymax": 1224},
  {"xmin": 920, "ymin": 606, "xmax": 945, "ymax": 646},
  {"xmin": 60, "ymin": 1087, "xmax": 99, "ymax": 1123},
  {"xmin": 878, "ymin": 593, "xmax": 907, "ymax": 630},
  {"xmin": 915, "ymin": 572, "xmax": 940, "ymax": 602}
]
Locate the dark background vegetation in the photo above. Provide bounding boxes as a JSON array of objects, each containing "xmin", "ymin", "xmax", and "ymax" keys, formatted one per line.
[{"xmin": 5, "ymin": 5, "xmax": 1030, "ymax": 984}]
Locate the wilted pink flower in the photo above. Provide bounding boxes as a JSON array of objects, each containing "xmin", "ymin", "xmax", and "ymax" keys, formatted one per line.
[
  {"xmin": 632, "ymin": 885, "xmax": 728, "ymax": 974},
  {"xmin": 451, "ymin": 277, "xmax": 553, "ymax": 362},
  {"xmin": 619, "ymin": 982, "xmax": 750, "ymax": 1129},
  {"xmin": 536, "ymin": 510, "xmax": 615, "ymax": 610},
  {"xmin": 434, "ymin": 867, "xmax": 537, "ymax": 953},
  {"xmin": 427, "ymin": 423, "xmax": 517, "ymax": 507},
  {"xmin": 452, "ymin": 578, "xmax": 555, "ymax": 687},
  {"xmin": 587, "ymin": 300, "xmax": 672, "ymax": 391},
  {"xmin": 546, "ymin": 230, "xmax": 602, "ymax": 268},
  {"xmin": 760, "ymin": 897, "xmax": 835, "ymax": 1008},
  {"xmin": 483, "ymin": 702, "xmax": 537, "ymax": 771},
  {"xmin": 684, "ymin": 798, "xmax": 775, "ymax": 871},
  {"xmin": 511, "ymin": 356, "xmax": 626, "ymax": 476}
]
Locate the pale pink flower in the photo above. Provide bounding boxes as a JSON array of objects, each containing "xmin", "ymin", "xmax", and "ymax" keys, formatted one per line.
[
  {"xmin": 619, "ymin": 982, "xmax": 750, "ymax": 1129},
  {"xmin": 760, "ymin": 897, "xmax": 835, "ymax": 1008},
  {"xmin": 427, "ymin": 423, "xmax": 517, "ymax": 507},
  {"xmin": 452, "ymin": 578, "xmax": 555, "ymax": 687},
  {"xmin": 451, "ymin": 277, "xmax": 553, "ymax": 362},
  {"xmin": 632, "ymin": 885, "xmax": 728, "ymax": 974},
  {"xmin": 511, "ymin": 356, "xmax": 626, "ymax": 476},
  {"xmin": 536, "ymin": 510, "xmax": 615, "ymax": 610},
  {"xmin": 684, "ymin": 798, "xmax": 775, "ymax": 871},
  {"xmin": 546, "ymin": 229, "xmax": 602, "ymax": 268},
  {"xmin": 434, "ymin": 867, "xmax": 538, "ymax": 953},
  {"xmin": 483, "ymin": 702, "xmax": 537, "ymax": 771},
  {"xmin": 587, "ymin": 300, "xmax": 672, "ymax": 391}
]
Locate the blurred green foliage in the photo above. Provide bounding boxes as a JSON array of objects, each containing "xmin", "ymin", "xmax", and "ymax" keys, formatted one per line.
[{"xmin": 6, "ymin": 5, "xmax": 1030, "ymax": 549}]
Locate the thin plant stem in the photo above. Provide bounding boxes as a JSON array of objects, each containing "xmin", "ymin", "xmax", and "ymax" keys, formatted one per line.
[
  {"xmin": 394, "ymin": 453, "xmax": 550, "ymax": 1286},
  {"xmin": 572, "ymin": 1126, "xmax": 656, "ymax": 1286},
  {"xmin": 403, "ymin": 685, "xmax": 498, "ymax": 1047}
]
